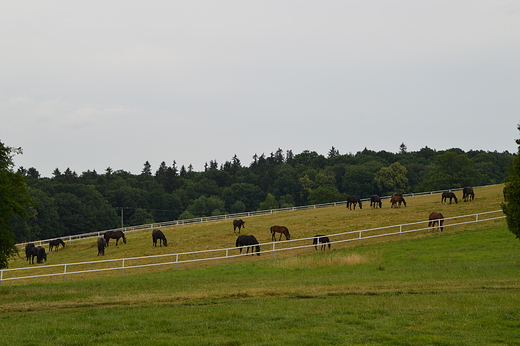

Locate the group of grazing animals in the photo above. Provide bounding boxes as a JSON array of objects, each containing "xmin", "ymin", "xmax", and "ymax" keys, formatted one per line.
[
  {"xmin": 234, "ymin": 220, "xmax": 333, "ymax": 255},
  {"xmin": 24, "ymin": 243, "xmax": 47, "ymax": 264}
]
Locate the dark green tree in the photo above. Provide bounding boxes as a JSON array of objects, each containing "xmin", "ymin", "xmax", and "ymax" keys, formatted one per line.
[
  {"xmin": 503, "ymin": 125, "xmax": 520, "ymax": 239},
  {"xmin": 0, "ymin": 142, "xmax": 32, "ymax": 268}
]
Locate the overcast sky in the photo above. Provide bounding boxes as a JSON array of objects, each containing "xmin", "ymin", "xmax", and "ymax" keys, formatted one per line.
[{"xmin": 1, "ymin": 1, "xmax": 519, "ymax": 177}]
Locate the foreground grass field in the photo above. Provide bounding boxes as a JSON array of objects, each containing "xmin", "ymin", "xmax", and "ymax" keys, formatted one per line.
[{"xmin": 1, "ymin": 185, "xmax": 519, "ymax": 345}]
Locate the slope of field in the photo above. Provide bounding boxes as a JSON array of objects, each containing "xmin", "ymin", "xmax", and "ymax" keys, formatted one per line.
[{"xmin": 7, "ymin": 185, "xmax": 506, "ymax": 277}]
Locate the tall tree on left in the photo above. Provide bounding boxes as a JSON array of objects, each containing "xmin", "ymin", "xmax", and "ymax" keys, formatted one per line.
[{"xmin": 0, "ymin": 140, "xmax": 33, "ymax": 269}]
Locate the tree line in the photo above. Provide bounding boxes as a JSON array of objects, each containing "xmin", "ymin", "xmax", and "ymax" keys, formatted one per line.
[{"xmin": 12, "ymin": 145, "xmax": 514, "ymax": 243}]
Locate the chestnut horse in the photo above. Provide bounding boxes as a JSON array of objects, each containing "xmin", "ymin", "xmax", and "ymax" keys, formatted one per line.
[
  {"xmin": 270, "ymin": 225, "xmax": 290, "ymax": 241},
  {"xmin": 428, "ymin": 212, "xmax": 445, "ymax": 232}
]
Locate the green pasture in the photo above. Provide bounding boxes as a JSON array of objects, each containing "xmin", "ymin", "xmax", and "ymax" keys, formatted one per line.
[{"xmin": 1, "ymin": 184, "xmax": 519, "ymax": 345}]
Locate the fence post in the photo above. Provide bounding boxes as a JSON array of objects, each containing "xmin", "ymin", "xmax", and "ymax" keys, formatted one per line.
[
  {"xmin": 63, "ymin": 264, "xmax": 67, "ymax": 281},
  {"xmin": 400, "ymin": 225, "xmax": 403, "ymax": 239},
  {"xmin": 272, "ymin": 243, "xmax": 275, "ymax": 259},
  {"xmin": 122, "ymin": 259, "xmax": 125, "ymax": 276},
  {"xmin": 176, "ymin": 254, "xmax": 179, "ymax": 270},
  {"xmin": 358, "ymin": 230, "xmax": 363, "ymax": 245},
  {"xmin": 226, "ymin": 249, "xmax": 229, "ymax": 264},
  {"xmin": 0, "ymin": 269, "xmax": 3, "ymax": 286},
  {"xmin": 476, "ymin": 213, "xmax": 479, "ymax": 225}
]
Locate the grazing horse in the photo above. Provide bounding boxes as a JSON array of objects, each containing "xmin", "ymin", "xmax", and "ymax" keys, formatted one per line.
[
  {"xmin": 233, "ymin": 219, "xmax": 245, "ymax": 234},
  {"xmin": 390, "ymin": 195, "xmax": 406, "ymax": 208},
  {"xmin": 428, "ymin": 212, "xmax": 445, "ymax": 232},
  {"xmin": 270, "ymin": 225, "xmax": 290, "ymax": 241},
  {"xmin": 236, "ymin": 235, "xmax": 260, "ymax": 256},
  {"xmin": 441, "ymin": 191, "xmax": 458, "ymax": 204},
  {"xmin": 370, "ymin": 195, "xmax": 382, "ymax": 209},
  {"xmin": 152, "ymin": 229, "xmax": 168, "ymax": 247},
  {"xmin": 346, "ymin": 196, "xmax": 363, "ymax": 210},
  {"xmin": 462, "ymin": 187, "xmax": 474, "ymax": 202},
  {"xmin": 97, "ymin": 237, "xmax": 106, "ymax": 256},
  {"xmin": 313, "ymin": 235, "xmax": 331, "ymax": 251},
  {"xmin": 25, "ymin": 243, "xmax": 35, "ymax": 263},
  {"xmin": 104, "ymin": 230, "xmax": 126, "ymax": 246},
  {"xmin": 30, "ymin": 246, "xmax": 47, "ymax": 264},
  {"xmin": 49, "ymin": 239, "xmax": 66, "ymax": 252}
]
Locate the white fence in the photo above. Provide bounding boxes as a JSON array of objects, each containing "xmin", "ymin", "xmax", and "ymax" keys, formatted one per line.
[{"xmin": 1, "ymin": 210, "xmax": 505, "ymax": 285}]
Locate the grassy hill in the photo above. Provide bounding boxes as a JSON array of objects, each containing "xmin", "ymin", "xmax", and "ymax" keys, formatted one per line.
[{"xmin": 1, "ymin": 184, "xmax": 519, "ymax": 345}]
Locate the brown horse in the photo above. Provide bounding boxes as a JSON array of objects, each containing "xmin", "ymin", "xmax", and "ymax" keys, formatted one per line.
[
  {"xmin": 104, "ymin": 230, "xmax": 127, "ymax": 246},
  {"xmin": 270, "ymin": 225, "xmax": 290, "ymax": 241},
  {"xmin": 441, "ymin": 191, "xmax": 458, "ymax": 204},
  {"xmin": 428, "ymin": 212, "xmax": 444, "ymax": 232},
  {"xmin": 390, "ymin": 195, "xmax": 406, "ymax": 208},
  {"xmin": 462, "ymin": 187, "xmax": 474, "ymax": 202}
]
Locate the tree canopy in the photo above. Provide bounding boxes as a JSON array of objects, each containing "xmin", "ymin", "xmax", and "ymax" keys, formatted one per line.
[
  {"xmin": 0, "ymin": 141, "xmax": 32, "ymax": 268},
  {"xmin": 8, "ymin": 142, "xmax": 513, "ymax": 243}
]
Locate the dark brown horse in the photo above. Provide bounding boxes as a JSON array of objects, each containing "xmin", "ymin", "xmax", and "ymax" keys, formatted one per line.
[
  {"xmin": 97, "ymin": 237, "xmax": 106, "ymax": 256},
  {"xmin": 49, "ymin": 239, "xmax": 65, "ymax": 252},
  {"xmin": 270, "ymin": 225, "xmax": 290, "ymax": 241},
  {"xmin": 346, "ymin": 196, "xmax": 362, "ymax": 210},
  {"xmin": 428, "ymin": 212, "xmax": 445, "ymax": 232},
  {"xmin": 233, "ymin": 219, "xmax": 245, "ymax": 234},
  {"xmin": 152, "ymin": 229, "xmax": 168, "ymax": 247},
  {"xmin": 390, "ymin": 195, "xmax": 406, "ymax": 208},
  {"xmin": 441, "ymin": 191, "xmax": 458, "ymax": 204},
  {"xmin": 104, "ymin": 230, "xmax": 126, "ymax": 246},
  {"xmin": 370, "ymin": 195, "xmax": 382, "ymax": 209},
  {"xmin": 313, "ymin": 235, "xmax": 331, "ymax": 251},
  {"xmin": 236, "ymin": 235, "xmax": 260, "ymax": 255},
  {"xmin": 462, "ymin": 187, "xmax": 474, "ymax": 202}
]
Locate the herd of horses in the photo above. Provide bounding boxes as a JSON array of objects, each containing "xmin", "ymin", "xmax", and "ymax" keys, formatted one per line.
[{"xmin": 23, "ymin": 187, "xmax": 480, "ymax": 265}]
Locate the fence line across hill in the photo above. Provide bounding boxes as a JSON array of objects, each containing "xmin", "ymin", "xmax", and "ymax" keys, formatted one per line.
[
  {"xmin": 15, "ymin": 185, "xmax": 496, "ymax": 249},
  {"xmin": 1, "ymin": 210, "xmax": 505, "ymax": 285}
]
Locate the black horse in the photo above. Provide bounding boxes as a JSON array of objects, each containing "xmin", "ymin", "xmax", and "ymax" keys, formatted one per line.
[
  {"xmin": 30, "ymin": 246, "xmax": 47, "ymax": 264},
  {"xmin": 346, "ymin": 196, "xmax": 362, "ymax": 210},
  {"xmin": 236, "ymin": 235, "xmax": 260, "ymax": 256},
  {"xmin": 152, "ymin": 229, "xmax": 168, "ymax": 247},
  {"xmin": 441, "ymin": 191, "xmax": 458, "ymax": 204},
  {"xmin": 104, "ymin": 230, "xmax": 126, "ymax": 246},
  {"xmin": 370, "ymin": 195, "xmax": 382, "ymax": 209},
  {"xmin": 97, "ymin": 237, "xmax": 106, "ymax": 256},
  {"xmin": 313, "ymin": 235, "xmax": 331, "ymax": 251},
  {"xmin": 49, "ymin": 239, "xmax": 66, "ymax": 252},
  {"xmin": 233, "ymin": 219, "xmax": 245, "ymax": 234},
  {"xmin": 25, "ymin": 243, "xmax": 35, "ymax": 263},
  {"xmin": 462, "ymin": 187, "xmax": 475, "ymax": 202}
]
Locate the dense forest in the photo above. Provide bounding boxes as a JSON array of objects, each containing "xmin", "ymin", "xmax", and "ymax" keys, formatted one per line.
[{"xmin": 12, "ymin": 146, "xmax": 514, "ymax": 242}]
